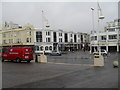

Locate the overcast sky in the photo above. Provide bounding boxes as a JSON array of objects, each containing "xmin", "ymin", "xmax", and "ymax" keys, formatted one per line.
[{"xmin": 1, "ymin": 1, "xmax": 118, "ymax": 33}]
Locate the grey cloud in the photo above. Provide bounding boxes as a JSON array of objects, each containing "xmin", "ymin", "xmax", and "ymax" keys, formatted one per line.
[{"xmin": 2, "ymin": 2, "xmax": 118, "ymax": 33}]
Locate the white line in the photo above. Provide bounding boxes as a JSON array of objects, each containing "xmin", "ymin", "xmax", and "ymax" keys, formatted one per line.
[{"xmin": 47, "ymin": 62, "xmax": 94, "ymax": 66}]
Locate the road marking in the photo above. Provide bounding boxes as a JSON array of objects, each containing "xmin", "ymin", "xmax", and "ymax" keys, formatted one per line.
[{"xmin": 47, "ymin": 62, "xmax": 94, "ymax": 66}]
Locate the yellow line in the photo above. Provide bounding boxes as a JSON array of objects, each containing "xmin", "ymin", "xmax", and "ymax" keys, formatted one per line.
[{"xmin": 47, "ymin": 62, "xmax": 94, "ymax": 66}]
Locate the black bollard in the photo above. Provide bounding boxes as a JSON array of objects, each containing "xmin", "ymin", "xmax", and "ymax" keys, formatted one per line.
[{"xmin": 35, "ymin": 54, "xmax": 38, "ymax": 62}]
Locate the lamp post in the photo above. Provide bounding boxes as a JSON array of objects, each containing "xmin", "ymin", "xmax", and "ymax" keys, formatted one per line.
[
  {"xmin": 90, "ymin": 7, "xmax": 95, "ymax": 53},
  {"xmin": 97, "ymin": 1, "xmax": 105, "ymax": 55},
  {"xmin": 91, "ymin": 7, "xmax": 95, "ymax": 31}
]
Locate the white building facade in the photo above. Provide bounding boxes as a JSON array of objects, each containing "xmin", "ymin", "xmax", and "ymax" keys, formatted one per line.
[
  {"xmin": 90, "ymin": 19, "xmax": 120, "ymax": 52},
  {"xmin": 35, "ymin": 28, "xmax": 90, "ymax": 54}
]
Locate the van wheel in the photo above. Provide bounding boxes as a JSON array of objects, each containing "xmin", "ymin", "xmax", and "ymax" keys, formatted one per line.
[
  {"xmin": 16, "ymin": 58, "xmax": 21, "ymax": 63},
  {"xmin": 2, "ymin": 57, "xmax": 4, "ymax": 62},
  {"xmin": 2, "ymin": 59, "xmax": 4, "ymax": 62},
  {"xmin": 27, "ymin": 61, "xmax": 30, "ymax": 63}
]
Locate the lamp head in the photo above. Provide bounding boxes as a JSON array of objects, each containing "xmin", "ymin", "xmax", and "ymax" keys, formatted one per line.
[
  {"xmin": 99, "ymin": 15, "xmax": 104, "ymax": 19},
  {"xmin": 91, "ymin": 7, "xmax": 94, "ymax": 10}
]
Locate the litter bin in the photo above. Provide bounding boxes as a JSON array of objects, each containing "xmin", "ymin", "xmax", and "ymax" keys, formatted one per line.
[
  {"xmin": 38, "ymin": 54, "xmax": 47, "ymax": 63},
  {"xmin": 94, "ymin": 55, "xmax": 104, "ymax": 66}
]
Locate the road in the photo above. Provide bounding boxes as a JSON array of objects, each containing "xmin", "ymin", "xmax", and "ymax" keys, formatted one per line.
[
  {"xmin": 2, "ymin": 51, "xmax": 119, "ymax": 88},
  {"xmin": 47, "ymin": 51, "xmax": 94, "ymax": 64}
]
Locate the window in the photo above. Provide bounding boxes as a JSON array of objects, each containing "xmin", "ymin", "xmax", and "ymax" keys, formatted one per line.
[
  {"xmin": 49, "ymin": 46, "xmax": 52, "ymax": 50},
  {"xmin": 48, "ymin": 32, "xmax": 50, "ymax": 35},
  {"xmin": 30, "ymin": 38, "xmax": 31, "ymax": 42},
  {"xmin": 70, "ymin": 34, "xmax": 72, "ymax": 37},
  {"xmin": 81, "ymin": 35, "xmax": 83, "ymax": 42},
  {"xmin": 9, "ymin": 39, "xmax": 11, "ymax": 43},
  {"xmin": 119, "ymin": 34, "xmax": 120, "ymax": 39},
  {"xmin": 30, "ymin": 31, "xmax": 31, "ymax": 35},
  {"xmin": 115, "ymin": 28, "xmax": 120, "ymax": 31},
  {"xmin": 26, "ymin": 38, "xmax": 29, "ymax": 42},
  {"xmin": 101, "ymin": 35, "xmax": 106, "ymax": 40},
  {"xmin": 3, "ymin": 33, "xmax": 6, "ymax": 38},
  {"xmin": 16, "ymin": 39, "xmax": 19, "ymax": 43},
  {"xmin": 91, "ymin": 36, "xmax": 97, "ymax": 41},
  {"xmin": 3, "ymin": 40, "xmax": 6, "ymax": 44},
  {"xmin": 65, "ymin": 33, "xmax": 68, "ymax": 42},
  {"xmin": 40, "ymin": 46, "xmax": 43, "ymax": 51},
  {"xmin": 74, "ymin": 34, "xmax": 77, "ymax": 42},
  {"xmin": 27, "ymin": 31, "xmax": 31, "ymax": 36},
  {"xmin": 46, "ymin": 31, "xmax": 50, "ymax": 36},
  {"xmin": 48, "ymin": 38, "xmax": 50, "ymax": 42},
  {"xmin": 59, "ymin": 38, "xmax": 62, "ymax": 42},
  {"xmin": 53, "ymin": 32, "xmax": 57, "ymax": 42},
  {"xmin": 94, "ymin": 36, "xmax": 97, "ymax": 40},
  {"xmin": 109, "ymin": 34, "xmax": 117, "ymax": 39},
  {"xmin": 36, "ymin": 46, "xmax": 39, "ymax": 51},
  {"xmin": 46, "ymin": 38, "xmax": 51, "ymax": 42},
  {"xmin": 108, "ymin": 28, "xmax": 115, "ymax": 32},
  {"xmin": 59, "ymin": 38, "xmax": 61, "ymax": 42},
  {"xmin": 16, "ymin": 38, "xmax": 21, "ymax": 43},
  {"xmin": 9, "ymin": 39, "xmax": 13, "ymax": 43},
  {"xmin": 36, "ymin": 31, "xmax": 42, "ymax": 42},
  {"xmin": 59, "ymin": 33, "xmax": 62, "ymax": 36},
  {"xmin": 61, "ymin": 38, "xmax": 62, "ymax": 42},
  {"xmin": 45, "ymin": 46, "xmax": 48, "ymax": 50}
]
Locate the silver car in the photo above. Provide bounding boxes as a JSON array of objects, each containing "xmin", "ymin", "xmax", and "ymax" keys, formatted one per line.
[
  {"xmin": 49, "ymin": 51, "xmax": 62, "ymax": 56},
  {"xmin": 93, "ymin": 49, "xmax": 108, "ymax": 55}
]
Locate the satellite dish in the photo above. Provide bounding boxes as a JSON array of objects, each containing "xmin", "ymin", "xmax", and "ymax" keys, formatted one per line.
[{"xmin": 99, "ymin": 15, "xmax": 104, "ymax": 19}]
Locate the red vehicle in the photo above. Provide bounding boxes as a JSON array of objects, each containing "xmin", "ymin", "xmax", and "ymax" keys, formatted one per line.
[{"xmin": 1, "ymin": 47, "xmax": 33, "ymax": 63}]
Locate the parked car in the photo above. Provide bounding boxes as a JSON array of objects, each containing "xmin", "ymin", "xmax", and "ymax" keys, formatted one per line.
[
  {"xmin": 93, "ymin": 49, "xmax": 108, "ymax": 55},
  {"xmin": 1, "ymin": 47, "xmax": 33, "ymax": 63},
  {"xmin": 49, "ymin": 50, "xmax": 61, "ymax": 56}
]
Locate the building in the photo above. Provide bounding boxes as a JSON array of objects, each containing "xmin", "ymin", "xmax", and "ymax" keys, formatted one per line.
[
  {"xmin": 35, "ymin": 28, "xmax": 90, "ymax": 54},
  {"xmin": 1, "ymin": 22, "xmax": 35, "ymax": 50},
  {"xmin": 1, "ymin": 22, "xmax": 90, "ymax": 54},
  {"xmin": 90, "ymin": 19, "xmax": 120, "ymax": 52}
]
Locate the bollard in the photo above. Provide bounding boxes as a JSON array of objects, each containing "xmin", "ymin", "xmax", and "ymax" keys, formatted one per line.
[
  {"xmin": 38, "ymin": 54, "xmax": 47, "ymax": 63},
  {"xmin": 113, "ymin": 61, "xmax": 118, "ymax": 68},
  {"xmin": 35, "ymin": 54, "xmax": 38, "ymax": 62}
]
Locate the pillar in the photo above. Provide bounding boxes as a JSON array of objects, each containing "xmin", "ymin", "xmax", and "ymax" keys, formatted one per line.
[
  {"xmin": 106, "ymin": 46, "xmax": 108, "ymax": 52},
  {"xmin": 117, "ymin": 45, "xmax": 119, "ymax": 52}
]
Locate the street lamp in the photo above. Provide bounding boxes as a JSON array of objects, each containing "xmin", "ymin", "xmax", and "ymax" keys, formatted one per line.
[
  {"xmin": 97, "ymin": 1, "xmax": 105, "ymax": 55},
  {"xmin": 90, "ymin": 7, "xmax": 95, "ymax": 53},
  {"xmin": 91, "ymin": 7, "xmax": 95, "ymax": 31}
]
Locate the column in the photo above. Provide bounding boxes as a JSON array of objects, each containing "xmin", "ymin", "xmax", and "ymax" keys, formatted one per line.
[
  {"xmin": 106, "ymin": 46, "xmax": 108, "ymax": 52},
  {"xmin": 117, "ymin": 44, "xmax": 119, "ymax": 52}
]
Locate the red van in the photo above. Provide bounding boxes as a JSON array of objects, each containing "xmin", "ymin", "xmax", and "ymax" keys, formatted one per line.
[{"xmin": 1, "ymin": 47, "xmax": 33, "ymax": 63}]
